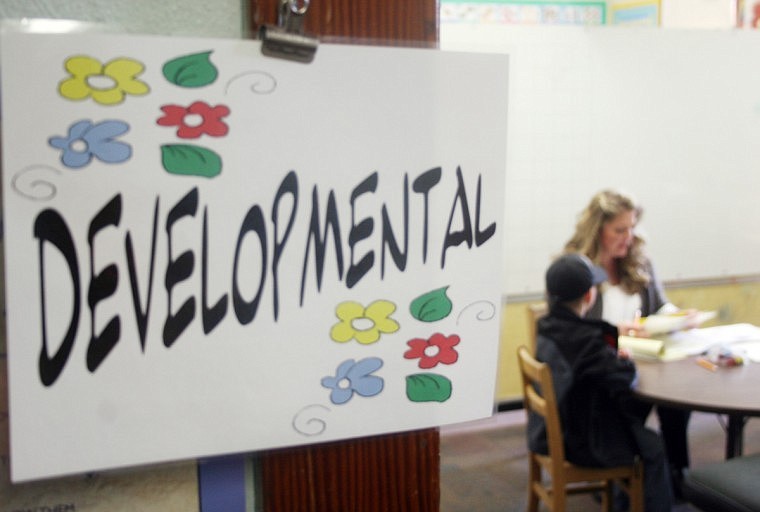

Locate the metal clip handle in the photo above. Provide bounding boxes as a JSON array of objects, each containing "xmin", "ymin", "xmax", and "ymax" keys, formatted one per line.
[
  {"xmin": 279, "ymin": 0, "xmax": 309, "ymax": 34},
  {"xmin": 260, "ymin": 0, "xmax": 318, "ymax": 63}
]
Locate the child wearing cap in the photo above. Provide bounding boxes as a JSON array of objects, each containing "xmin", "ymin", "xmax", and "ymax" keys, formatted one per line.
[{"xmin": 526, "ymin": 253, "xmax": 673, "ymax": 511}]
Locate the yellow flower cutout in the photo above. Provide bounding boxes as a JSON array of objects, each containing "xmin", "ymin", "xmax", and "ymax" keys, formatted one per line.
[
  {"xmin": 330, "ymin": 300, "xmax": 400, "ymax": 345},
  {"xmin": 59, "ymin": 56, "xmax": 150, "ymax": 105}
]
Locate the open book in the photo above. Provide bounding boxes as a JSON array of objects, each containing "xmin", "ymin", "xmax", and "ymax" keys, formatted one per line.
[
  {"xmin": 618, "ymin": 311, "xmax": 717, "ymax": 361},
  {"xmin": 640, "ymin": 310, "xmax": 717, "ymax": 335}
]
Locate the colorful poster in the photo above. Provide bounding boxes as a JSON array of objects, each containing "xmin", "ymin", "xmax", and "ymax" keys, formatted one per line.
[
  {"xmin": 611, "ymin": 1, "xmax": 660, "ymax": 26},
  {"xmin": 0, "ymin": 31, "xmax": 508, "ymax": 482},
  {"xmin": 441, "ymin": 0, "xmax": 606, "ymax": 25}
]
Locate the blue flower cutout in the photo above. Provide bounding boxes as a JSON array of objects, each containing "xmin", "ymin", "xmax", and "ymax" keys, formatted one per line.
[
  {"xmin": 321, "ymin": 357, "xmax": 384, "ymax": 405},
  {"xmin": 49, "ymin": 119, "xmax": 131, "ymax": 168}
]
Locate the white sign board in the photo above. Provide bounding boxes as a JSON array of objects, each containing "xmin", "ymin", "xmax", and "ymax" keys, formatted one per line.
[{"xmin": 0, "ymin": 30, "xmax": 508, "ymax": 482}]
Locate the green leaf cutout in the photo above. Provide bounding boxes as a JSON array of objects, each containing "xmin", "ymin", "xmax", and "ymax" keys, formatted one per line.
[
  {"xmin": 161, "ymin": 144, "xmax": 222, "ymax": 178},
  {"xmin": 406, "ymin": 373, "xmax": 452, "ymax": 403},
  {"xmin": 410, "ymin": 286, "xmax": 452, "ymax": 322},
  {"xmin": 162, "ymin": 51, "xmax": 218, "ymax": 88}
]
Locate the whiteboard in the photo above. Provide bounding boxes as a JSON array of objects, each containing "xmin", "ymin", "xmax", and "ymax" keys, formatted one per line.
[{"xmin": 443, "ymin": 25, "xmax": 760, "ymax": 296}]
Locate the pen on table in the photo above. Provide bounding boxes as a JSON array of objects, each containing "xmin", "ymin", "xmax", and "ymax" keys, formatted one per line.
[{"xmin": 696, "ymin": 356, "xmax": 718, "ymax": 372}]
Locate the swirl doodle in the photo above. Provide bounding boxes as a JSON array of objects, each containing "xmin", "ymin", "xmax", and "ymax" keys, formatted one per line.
[
  {"xmin": 224, "ymin": 71, "xmax": 277, "ymax": 96},
  {"xmin": 456, "ymin": 300, "xmax": 496, "ymax": 325},
  {"xmin": 292, "ymin": 404, "xmax": 331, "ymax": 437},
  {"xmin": 11, "ymin": 166, "xmax": 62, "ymax": 201}
]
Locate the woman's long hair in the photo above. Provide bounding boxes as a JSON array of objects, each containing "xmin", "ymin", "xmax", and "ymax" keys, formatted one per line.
[{"xmin": 564, "ymin": 189, "xmax": 650, "ymax": 294}]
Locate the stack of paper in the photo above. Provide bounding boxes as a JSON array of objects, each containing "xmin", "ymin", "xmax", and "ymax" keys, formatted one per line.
[
  {"xmin": 667, "ymin": 323, "xmax": 760, "ymax": 362},
  {"xmin": 618, "ymin": 336, "xmax": 689, "ymax": 361},
  {"xmin": 621, "ymin": 322, "xmax": 760, "ymax": 363}
]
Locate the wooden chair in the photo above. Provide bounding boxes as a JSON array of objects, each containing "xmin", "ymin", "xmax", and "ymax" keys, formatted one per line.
[
  {"xmin": 517, "ymin": 345, "xmax": 644, "ymax": 512},
  {"xmin": 526, "ymin": 302, "xmax": 548, "ymax": 354}
]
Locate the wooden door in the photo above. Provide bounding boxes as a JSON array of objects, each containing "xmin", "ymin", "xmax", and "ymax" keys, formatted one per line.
[
  {"xmin": 249, "ymin": 0, "xmax": 438, "ymax": 47},
  {"xmin": 248, "ymin": 1, "xmax": 440, "ymax": 510}
]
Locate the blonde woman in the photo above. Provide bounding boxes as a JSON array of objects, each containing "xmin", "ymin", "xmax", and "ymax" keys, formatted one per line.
[
  {"xmin": 564, "ymin": 189, "xmax": 682, "ymax": 333},
  {"xmin": 565, "ymin": 189, "xmax": 691, "ymax": 498}
]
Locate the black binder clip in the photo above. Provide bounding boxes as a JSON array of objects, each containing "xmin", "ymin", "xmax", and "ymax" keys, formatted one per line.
[{"xmin": 259, "ymin": 0, "xmax": 318, "ymax": 63}]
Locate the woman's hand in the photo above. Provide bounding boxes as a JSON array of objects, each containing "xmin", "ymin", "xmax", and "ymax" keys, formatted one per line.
[
  {"xmin": 619, "ymin": 320, "xmax": 649, "ymax": 338},
  {"xmin": 679, "ymin": 308, "xmax": 701, "ymax": 329}
]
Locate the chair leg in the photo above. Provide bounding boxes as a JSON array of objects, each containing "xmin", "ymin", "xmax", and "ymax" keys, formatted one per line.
[
  {"xmin": 551, "ymin": 490, "xmax": 567, "ymax": 511},
  {"xmin": 628, "ymin": 474, "xmax": 644, "ymax": 512},
  {"xmin": 550, "ymin": 476, "xmax": 567, "ymax": 512},
  {"xmin": 527, "ymin": 458, "xmax": 540, "ymax": 512},
  {"xmin": 527, "ymin": 485, "xmax": 539, "ymax": 512},
  {"xmin": 598, "ymin": 480, "xmax": 612, "ymax": 512}
]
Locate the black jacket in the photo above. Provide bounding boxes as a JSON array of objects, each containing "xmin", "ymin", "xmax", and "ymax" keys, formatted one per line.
[{"xmin": 527, "ymin": 305, "xmax": 647, "ymax": 467}]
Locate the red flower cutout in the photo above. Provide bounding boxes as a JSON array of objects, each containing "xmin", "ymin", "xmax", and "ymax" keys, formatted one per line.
[
  {"xmin": 404, "ymin": 333, "xmax": 460, "ymax": 369},
  {"xmin": 157, "ymin": 101, "xmax": 230, "ymax": 138}
]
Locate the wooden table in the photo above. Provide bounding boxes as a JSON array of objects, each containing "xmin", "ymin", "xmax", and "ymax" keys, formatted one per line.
[{"xmin": 634, "ymin": 356, "xmax": 760, "ymax": 459}]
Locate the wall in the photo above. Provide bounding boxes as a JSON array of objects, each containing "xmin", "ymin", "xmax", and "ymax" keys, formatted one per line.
[
  {"xmin": 0, "ymin": 0, "xmax": 246, "ymax": 37},
  {"xmin": 443, "ymin": 24, "xmax": 760, "ymax": 297}
]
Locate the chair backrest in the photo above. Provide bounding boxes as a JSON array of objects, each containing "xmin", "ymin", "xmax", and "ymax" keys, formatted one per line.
[
  {"xmin": 517, "ymin": 345, "xmax": 566, "ymax": 468},
  {"xmin": 526, "ymin": 302, "xmax": 548, "ymax": 354}
]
